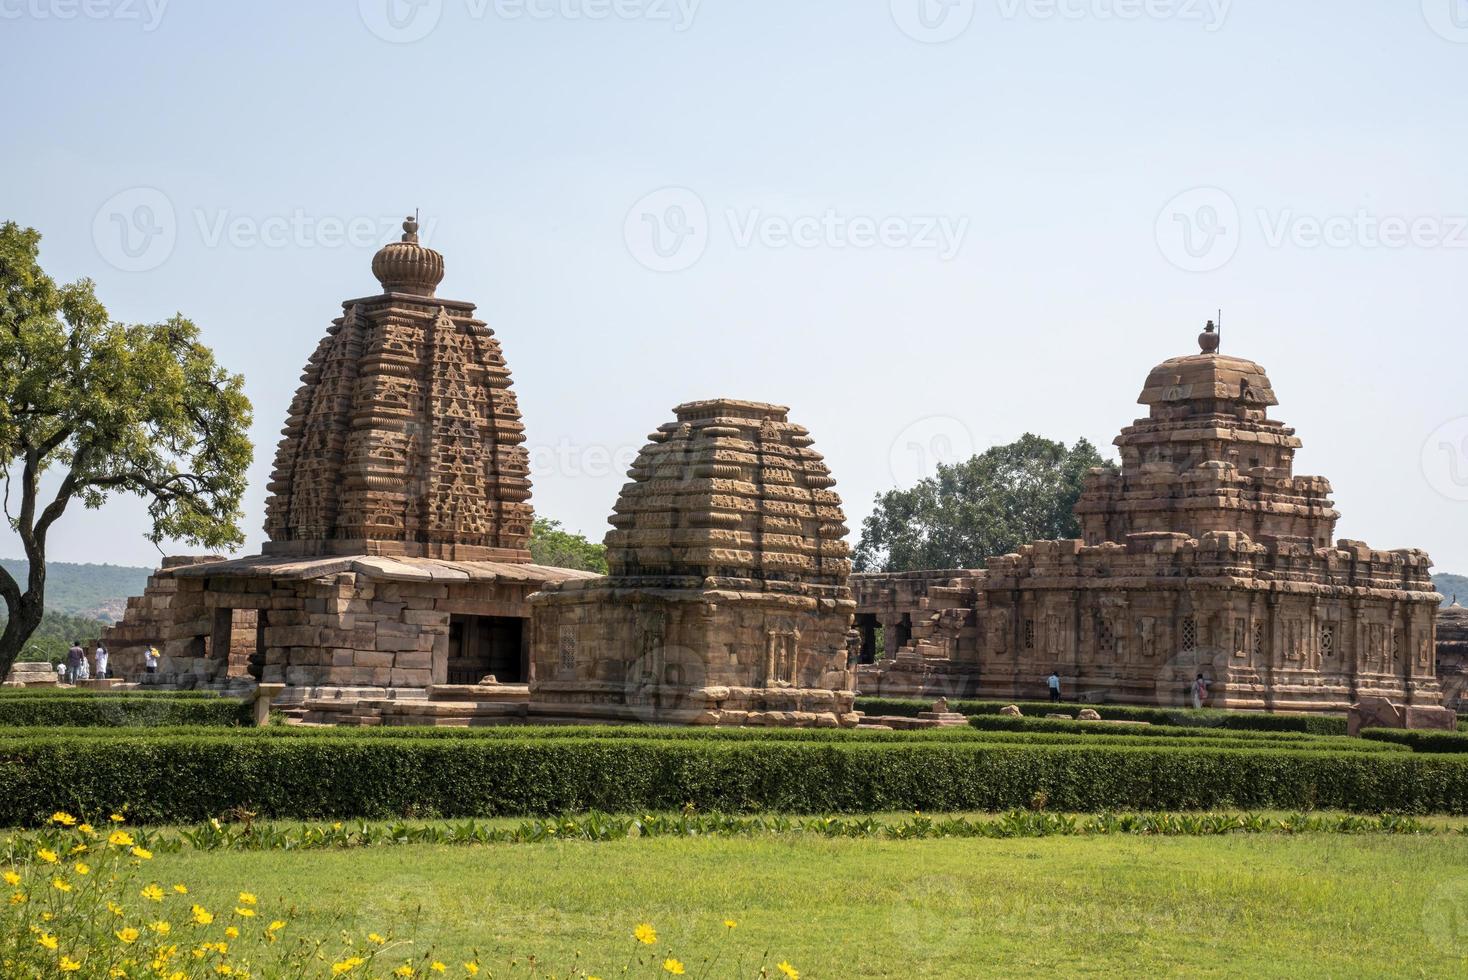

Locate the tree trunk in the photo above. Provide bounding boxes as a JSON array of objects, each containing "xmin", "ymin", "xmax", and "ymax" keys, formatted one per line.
[{"xmin": 0, "ymin": 587, "xmax": 46, "ymax": 684}]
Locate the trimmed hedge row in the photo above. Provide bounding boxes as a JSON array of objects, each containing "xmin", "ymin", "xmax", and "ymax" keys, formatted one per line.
[
  {"xmin": 856, "ymin": 697, "xmax": 1350, "ymax": 735},
  {"xmin": 1361, "ymin": 729, "xmax": 1468, "ymax": 754},
  {"xmin": 4, "ymin": 733, "xmax": 1467, "ymax": 824},
  {"xmin": 0, "ymin": 696, "xmax": 247, "ymax": 727},
  {"xmin": 0, "ymin": 688, "xmax": 221, "ymax": 698},
  {"xmin": 964, "ymin": 715, "xmax": 1403, "ymax": 752}
]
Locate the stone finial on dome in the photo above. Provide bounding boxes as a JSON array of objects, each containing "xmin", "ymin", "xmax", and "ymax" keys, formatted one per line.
[
  {"xmin": 1199, "ymin": 319, "xmax": 1221, "ymax": 354},
  {"xmin": 371, "ymin": 211, "xmax": 444, "ymax": 296}
]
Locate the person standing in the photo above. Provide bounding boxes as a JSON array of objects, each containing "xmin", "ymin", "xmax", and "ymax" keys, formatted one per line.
[
  {"xmin": 1193, "ymin": 673, "xmax": 1210, "ymax": 709},
  {"xmin": 1047, "ymin": 670, "xmax": 1062, "ymax": 703},
  {"xmin": 65, "ymin": 641, "xmax": 83, "ymax": 684},
  {"xmin": 94, "ymin": 643, "xmax": 109, "ymax": 680},
  {"xmin": 144, "ymin": 646, "xmax": 159, "ymax": 675}
]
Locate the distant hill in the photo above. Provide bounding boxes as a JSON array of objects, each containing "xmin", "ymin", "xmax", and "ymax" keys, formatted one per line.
[
  {"xmin": 0, "ymin": 559, "xmax": 152, "ymax": 621},
  {"xmin": 1436, "ymin": 573, "xmax": 1468, "ymax": 608}
]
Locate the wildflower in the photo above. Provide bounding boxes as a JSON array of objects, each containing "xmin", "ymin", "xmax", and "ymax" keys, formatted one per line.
[
  {"xmin": 108, "ymin": 830, "xmax": 135, "ymax": 847},
  {"xmin": 141, "ymin": 883, "xmax": 164, "ymax": 902},
  {"xmin": 464, "ymin": 963, "xmax": 480, "ymax": 976},
  {"xmin": 393, "ymin": 967, "xmax": 414, "ymax": 978},
  {"xmin": 2, "ymin": 871, "xmax": 19, "ymax": 887},
  {"xmin": 59, "ymin": 956, "xmax": 82, "ymax": 972},
  {"xmin": 36, "ymin": 848, "xmax": 58, "ymax": 864},
  {"xmin": 117, "ymin": 927, "xmax": 140, "ymax": 944},
  {"xmin": 215, "ymin": 967, "xmax": 234, "ymax": 976},
  {"xmin": 74, "ymin": 861, "xmax": 90, "ymax": 875},
  {"xmin": 634, "ymin": 923, "xmax": 658, "ymax": 945},
  {"xmin": 724, "ymin": 919, "xmax": 738, "ymax": 929},
  {"xmin": 367, "ymin": 933, "xmax": 386, "ymax": 945},
  {"xmin": 52, "ymin": 877, "xmax": 72, "ymax": 892},
  {"xmin": 224, "ymin": 926, "xmax": 239, "ymax": 939},
  {"xmin": 110, "ymin": 813, "xmax": 126, "ymax": 823},
  {"xmin": 238, "ymin": 892, "xmax": 257, "ymax": 906},
  {"xmin": 51, "ymin": 811, "xmax": 77, "ymax": 826},
  {"xmin": 777, "ymin": 962, "xmax": 800, "ymax": 980},
  {"xmin": 70, "ymin": 843, "xmax": 88, "ymax": 855},
  {"xmin": 107, "ymin": 901, "xmax": 126, "ymax": 916},
  {"xmin": 78, "ymin": 823, "xmax": 94, "ymax": 835},
  {"xmin": 132, "ymin": 846, "xmax": 153, "ymax": 860},
  {"xmin": 150, "ymin": 921, "xmax": 171, "ymax": 935},
  {"xmin": 8, "ymin": 891, "xmax": 25, "ymax": 905},
  {"xmin": 235, "ymin": 906, "xmax": 255, "ymax": 918},
  {"xmin": 37, "ymin": 933, "xmax": 59, "ymax": 950},
  {"xmin": 662, "ymin": 959, "xmax": 686, "ymax": 975},
  {"xmin": 332, "ymin": 957, "xmax": 366, "ymax": 975},
  {"xmin": 431, "ymin": 963, "xmax": 447, "ymax": 974},
  {"xmin": 192, "ymin": 905, "xmax": 214, "ymax": 925},
  {"xmin": 173, "ymin": 884, "xmax": 188, "ymax": 894}
]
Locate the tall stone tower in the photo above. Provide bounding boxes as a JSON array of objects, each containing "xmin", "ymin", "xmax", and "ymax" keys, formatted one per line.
[{"xmin": 262, "ymin": 216, "xmax": 533, "ymax": 561}]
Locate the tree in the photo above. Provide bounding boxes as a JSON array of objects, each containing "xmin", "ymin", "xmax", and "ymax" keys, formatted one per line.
[
  {"xmin": 529, "ymin": 517, "xmax": 608, "ymax": 573},
  {"xmin": 853, "ymin": 434, "xmax": 1114, "ymax": 572},
  {"xmin": 0, "ymin": 221, "xmax": 252, "ymax": 679}
]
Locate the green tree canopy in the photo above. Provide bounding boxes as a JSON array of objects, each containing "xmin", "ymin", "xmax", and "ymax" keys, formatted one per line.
[
  {"xmin": 529, "ymin": 517, "xmax": 608, "ymax": 573},
  {"xmin": 853, "ymin": 434, "xmax": 1114, "ymax": 573},
  {"xmin": 0, "ymin": 221, "xmax": 253, "ymax": 678}
]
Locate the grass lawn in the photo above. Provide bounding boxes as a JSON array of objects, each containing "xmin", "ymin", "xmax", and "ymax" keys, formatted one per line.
[{"xmin": 145, "ymin": 832, "xmax": 1468, "ymax": 978}]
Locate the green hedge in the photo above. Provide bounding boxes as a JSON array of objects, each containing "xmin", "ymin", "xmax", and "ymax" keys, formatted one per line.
[
  {"xmin": 1361, "ymin": 729, "xmax": 1468, "ymax": 754},
  {"xmin": 0, "ymin": 696, "xmax": 247, "ymax": 728},
  {"xmin": 856, "ymin": 697, "xmax": 1349, "ymax": 735},
  {"xmin": 3, "ymin": 732, "xmax": 1466, "ymax": 825},
  {"xmin": 964, "ymin": 715, "xmax": 1402, "ymax": 752},
  {"xmin": 0, "ymin": 688, "xmax": 221, "ymax": 698}
]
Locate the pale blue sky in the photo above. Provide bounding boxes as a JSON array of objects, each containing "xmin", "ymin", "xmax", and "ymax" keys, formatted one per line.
[{"xmin": 2, "ymin": 0, "xmax": 1466, "ymax": 572}]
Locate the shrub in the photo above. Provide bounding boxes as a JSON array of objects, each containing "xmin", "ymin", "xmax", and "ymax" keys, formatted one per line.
[
  {"xmin": 964, "ymin": 715, "xmax": 1402, "ymax": 752},
  {"xmin": 1, "ymin": 732, "xmax": 1465, "ymax": 824},
  {"xmin": 0, "ymin": 695, "xmax": 247, "ymax": 728},
  {"xmin": 855, "ymin": 697, "xmax": 1349, "ymax": 735},
  {"xmin": 1360, "ymin": 729, "xmax": 1468, "ymax": 754}
]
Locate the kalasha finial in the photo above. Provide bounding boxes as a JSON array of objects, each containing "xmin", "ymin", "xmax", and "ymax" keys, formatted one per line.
[
  {"xmin": 401, "ymin": 210, "xmax": 420, "ymax": 243},
  {"xmin": 1198, "ymin": 319, "xmax": 1220, "ymax": 354}
]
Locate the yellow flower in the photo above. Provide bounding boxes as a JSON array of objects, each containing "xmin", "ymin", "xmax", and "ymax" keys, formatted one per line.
[
  {"xmin": 464, "ymin": 963, "xmax": 480, "ymax": 976},
  {"xmin": 237, "ymin": 892, "xmax": 256, "ymax": 906},
  {"xmin": 367, "ymin": 933, "xmax": 386, "ymax": 945},
  {"xmin": 36, "ymin": 848, "xmax": 58, "ymax": 864},
  {"xmin": 110, "ymin": 813, "xmax": 126, "ymax": 823},
  {"xmin": 662, "ymin": 959, "xmax": 686, "ymax": 975},
  {"xmin": 107, "ymin": 901, "xmax": 126, "ymax": 916},
  {"xmin": 723, "ymin": 919, "xmax": 738, "ymax": 929},
  {"xmin": 393, "ymin": 967, "xmax": 415, "ymax": 978},
  {"xmin": 108, "ymin": 830, "xmax": 135, "ymax": 847},
  {"xmin": 51, "ymin": 811, "xmax": 77, "ymax": 826},
  {"xmin": 267, "ymin": 920, "xmax": 285, "ymax": 932},
  {"xmin": 235, "ymin": 907, "xmax": 255, "ymax": 918},
  {"xmin": 777, "ymin": 962, "xmax": 799, "ymax": 980},
  {"xmin": 173, "ymin": 884, "xmax": 188, "ymax": 894},
  {"xmin": 332, "ymin": 957, "xmax": 366, "ymax": 975},
  {"xmin": 37, "ymin": 933, "xmax": 59, "ymax": 950},
  {"xmin": 150, "ymin": 921, "xmax": 171, "ymax": 935},
  {"xmin": 215, "ymin": 967, "xmax": 233, "ymax": 977},
  {"xmin": 70, "ymin": 843, "xmax": 88, "ymax": 855},
  {"xmin": 117, "ymin": 927, "xmax": 140, "ymax": 944},
  {"xmin": 431, "ymin": 963, "xmax": 447, "ymax": 974},
  {"xmin": 78, "ymin": 823, "xmax": 94, "ymax": 835},
  {"xmin": 2, "ymin": 870, "xmax": 19, "ymax": 887},
  {"xmin": 52, "ymin": 877, "xmax": 72, "ymax": 892},
  {"xmin": 59, "ymin": 956, "xmax": 82, "ymax": 973},
  {"xmin": 634, "ymin": 923, "xmax": 658, "ymax": 945},
  {"xmin": 224, "ymin": 926, "xmax": 239, "ymax": 939},
  {"xmin": 73, "ymin": 861, "xmax": 90, "ymax": 875},
  {"xmin": 131, "ymin": 846, "xmax": 153, "ymax": 860},
  {"xmin": 141, "ymin": 884, "xmax": 165, "ymax": 902},
  {"xmin": 8, "ymin": 890, "xmax": 26, "ymax": 905},
  {"xmin": 191, "ymin": 905, "xmax": 214, "ymax": 925}
]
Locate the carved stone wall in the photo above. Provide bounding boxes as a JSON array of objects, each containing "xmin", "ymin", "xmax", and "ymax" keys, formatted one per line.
[{"xmin": 529, "ymin": 400, "xmax": 858, "ymax": 726}]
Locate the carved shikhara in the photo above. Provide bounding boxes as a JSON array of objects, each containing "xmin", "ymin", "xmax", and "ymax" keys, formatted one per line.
[{"xmin": 528, "ymin": 400, "xmax": 859, "ymax": 727}]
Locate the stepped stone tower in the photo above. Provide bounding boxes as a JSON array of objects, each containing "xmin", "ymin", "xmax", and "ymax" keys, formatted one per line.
[
  {"xmin": 262, "ymin": 215, "xmax": 532, "ymax": 562},
  {"xmin": 529, "ymin": 399, "xmax": 858, "ymax": 726}
]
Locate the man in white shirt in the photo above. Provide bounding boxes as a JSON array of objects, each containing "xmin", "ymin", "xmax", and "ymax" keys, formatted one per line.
[{"xmin": 94, "ymin": 644, "xmax": 109, "ymax": 680}]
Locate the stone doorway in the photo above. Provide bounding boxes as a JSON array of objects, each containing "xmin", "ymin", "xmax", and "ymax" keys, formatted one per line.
[
  {"xmin": 447, "ymin": 615, "xmax": 526, "ymax": 684},
  {"xmin": 854, "ymin": 613, "xmax": 880, "ymax": 664}
]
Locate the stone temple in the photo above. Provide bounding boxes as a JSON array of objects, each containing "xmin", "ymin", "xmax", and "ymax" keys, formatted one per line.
[
  {"xmin": 855, "ymin": 323, "xmax": 1443, "ymax": 713},
  {"xmin": 528, "ymin": 400, "xmax": 859, "ymax": 727},
  {"xmin": 139, "ymin": 217, "xmax": 594, "ymax": 694}
]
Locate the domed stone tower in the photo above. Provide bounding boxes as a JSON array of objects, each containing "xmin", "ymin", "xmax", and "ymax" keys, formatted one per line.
[
  {"xmin": 529, "ymin": 399, "xmax": 858, "ymax": 727},
  {"xmin": 263, "ymin": 215, "xmax": 533, "ymax": 561}
]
